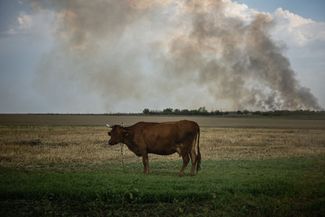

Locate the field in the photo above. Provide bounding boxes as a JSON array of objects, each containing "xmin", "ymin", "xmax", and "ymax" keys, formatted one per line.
[{"xmin": 0, "ymin": 115, "xmax": 324, "ymax": 216}]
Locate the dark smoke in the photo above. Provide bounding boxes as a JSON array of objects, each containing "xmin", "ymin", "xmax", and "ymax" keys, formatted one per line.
[{"xmin": 33, "ymin": 0, "xmax": 321, "ymax": 111}]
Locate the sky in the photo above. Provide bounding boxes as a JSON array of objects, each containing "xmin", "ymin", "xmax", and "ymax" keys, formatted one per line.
[
  {"xmin": 0, "ymin": 0, "xmax": 324, "ymax": 113},
  {"xmin": 238, "ymin": 0, "xmax": 325, "ymax": 22}
]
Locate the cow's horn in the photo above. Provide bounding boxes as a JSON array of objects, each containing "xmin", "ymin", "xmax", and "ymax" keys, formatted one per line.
[{"xmin": 106, "ymin": 124, "xmax": 111, "ymax": 128}]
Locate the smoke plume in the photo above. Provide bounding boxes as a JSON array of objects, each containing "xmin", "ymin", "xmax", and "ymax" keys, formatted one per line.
[{"xmin": 33, "ymin": 0, "xmax": 321, "ymax": 112}]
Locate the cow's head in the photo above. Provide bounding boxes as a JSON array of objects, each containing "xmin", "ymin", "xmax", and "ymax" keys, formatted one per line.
[{"xmin": 107, "ymin": 124, "xmax": 128, "ymax": 145}]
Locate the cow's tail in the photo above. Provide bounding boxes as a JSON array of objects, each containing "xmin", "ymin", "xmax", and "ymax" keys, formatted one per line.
[{"xmin": 196, "ymin": 127, "xmax": 201, "ymax": 172}]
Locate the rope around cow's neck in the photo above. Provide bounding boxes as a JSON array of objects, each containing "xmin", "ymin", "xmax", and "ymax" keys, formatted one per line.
[
  {"xmin": 120, "ymin": 122, "xmax": 125, "ymax": 171},
  {"xmin": 120, "ymin": 143, "xmax": 125, "ymax": 171}
]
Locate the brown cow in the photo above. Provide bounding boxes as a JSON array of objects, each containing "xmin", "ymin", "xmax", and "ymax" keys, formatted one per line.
[{"xmin": 107, "ymin": 120, "xmax": 201, "ymax": 176}]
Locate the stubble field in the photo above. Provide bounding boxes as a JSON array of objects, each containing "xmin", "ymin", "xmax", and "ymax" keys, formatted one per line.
[{"xmin": 0, "ymin": 115, "xmax": 324, "ymax": 216}]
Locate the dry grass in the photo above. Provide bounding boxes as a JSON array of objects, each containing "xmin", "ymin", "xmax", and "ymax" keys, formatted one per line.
[
  {"xmin": 0, "ymin": 125, "xmax": 324, "ymax": 169},
  {"xmin": 200, "ymin": 128, "xmax": 325, "ymax": 160}
]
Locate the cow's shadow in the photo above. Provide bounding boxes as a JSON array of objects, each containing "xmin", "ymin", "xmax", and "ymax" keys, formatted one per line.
[
  {"xmin": 118, "ymin": 160, "xmax": 197, "ymax": 177},
  {"xmin": 121, "ymin": 167, "xmax": 195, "ymax": 177}
]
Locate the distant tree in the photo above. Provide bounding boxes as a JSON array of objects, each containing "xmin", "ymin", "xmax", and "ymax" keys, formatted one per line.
[
  {"xmin": 198, "ymin": 107, "xmax": 208, "ymax": 114},
  {"xmin": 163, "ymin": 108, "xmax": 173, "ymax": 113},
  {"xmin": 212, "ymin": 110, "xmax": 222, "ymax": 115},
  {"xmin": 174, "ymin": 109, "xmax": 180, "ymax": 113},
  {"xmin": 181, "ymin": 109, "xmax": 189, "ymax": 114},
  {"xmin": 143, "ymin": 108, "xmax": 150, "ymax": 114},
  {"xmin": 243, "ymin": 110, "xmax": 249, "ymax": 115}
]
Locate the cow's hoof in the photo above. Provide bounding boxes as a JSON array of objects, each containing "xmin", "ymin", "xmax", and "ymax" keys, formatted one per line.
[
  {"xmin": 189, "ymin": 172, "xmax": 196, "ymax": 176},
  {"xmin": 178, "ymin": 172, "xmax": 184, "ymax": 177}
]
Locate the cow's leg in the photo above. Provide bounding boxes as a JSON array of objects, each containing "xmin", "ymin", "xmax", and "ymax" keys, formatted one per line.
[
  {"xmin": 189, "ymin": 146, "xmax": 197, "ymax": 176},
  {"xmin": 142, "ymin": 153, "xmax": 149, "ymax": 174},
  {"xmin": 179, "ymin": 154, "xmax": 190, "ymax": 177}
]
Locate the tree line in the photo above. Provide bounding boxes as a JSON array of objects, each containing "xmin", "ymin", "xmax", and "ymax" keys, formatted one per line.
[{"xmin": 142, "ymin": 107, "xmax": 324, "ymax": 116}]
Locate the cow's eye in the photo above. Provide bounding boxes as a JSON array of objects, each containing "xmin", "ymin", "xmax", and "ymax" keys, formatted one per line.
[{"xmin": 108, "ymin": 132, "xmax": 111, "ymax": 136}]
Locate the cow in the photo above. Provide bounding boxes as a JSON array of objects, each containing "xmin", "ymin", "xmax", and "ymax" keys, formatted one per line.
[{"xmin": 106, "ymin": 120, "xmax": 201, "ymax": 176}]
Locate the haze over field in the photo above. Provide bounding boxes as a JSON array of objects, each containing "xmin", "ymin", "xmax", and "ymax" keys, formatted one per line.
[{"xmin": 1, "ymin": 0, "xmax": 325, "ymax": 113}]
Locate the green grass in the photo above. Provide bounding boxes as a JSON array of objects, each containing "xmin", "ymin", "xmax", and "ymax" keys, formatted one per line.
[{"xmin": 1, "ymin": 157, "xmax": 324, "ymax": 216}]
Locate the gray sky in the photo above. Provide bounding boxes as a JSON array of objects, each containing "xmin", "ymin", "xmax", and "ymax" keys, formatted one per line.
[{"xmin": 0, "ymin": 0, "xmax": 324, "ymax": 113}]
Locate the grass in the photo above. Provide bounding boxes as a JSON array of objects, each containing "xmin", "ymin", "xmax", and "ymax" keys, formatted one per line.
[
  {"xmin": 0, "ymin": 120, "xmax": 324, "ymax": 216},
  {"xmin": 1, "ymin": 157, "xmax": 324, "ymax": 216}
]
